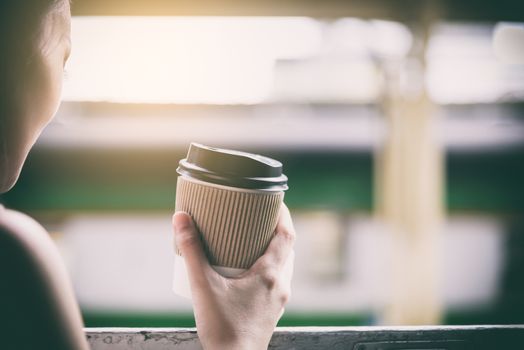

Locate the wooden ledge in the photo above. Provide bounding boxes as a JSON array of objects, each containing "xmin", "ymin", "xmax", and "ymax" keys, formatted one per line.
[{"xmin": 86, "ymin": 325, "xmax": 524, "ymax": 349}]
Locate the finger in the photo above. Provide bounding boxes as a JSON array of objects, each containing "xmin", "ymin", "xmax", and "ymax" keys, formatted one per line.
[
  {"xmin": 251, "ymin": 204, "xmax": 296, "ymax": 272},
  {"xmin": 278, "ymin": 307, "xmax": 285, "ymax": 320},
  {"xmin": 172, "ymin": 212, "xmax": 213, "ymax": 286}
]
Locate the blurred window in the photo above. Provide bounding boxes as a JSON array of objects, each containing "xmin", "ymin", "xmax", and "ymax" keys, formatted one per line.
[
  {"xmin": 427, "ymin": 23, "xmax": 524, "ymax": 104},
  {"xmin": 63, "ymin": 17, "xmax": 413, "ymax": 104}
]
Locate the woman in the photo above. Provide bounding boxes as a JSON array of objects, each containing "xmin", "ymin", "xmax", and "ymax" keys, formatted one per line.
[{"xmin": 0, "ymin": 1, "xmax": 296, "ymax": 349}]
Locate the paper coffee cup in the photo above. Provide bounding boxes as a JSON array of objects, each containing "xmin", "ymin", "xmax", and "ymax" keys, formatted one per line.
[{"xmin": 173, "ymin": 143, "xmax": 288, "ymax": 299}]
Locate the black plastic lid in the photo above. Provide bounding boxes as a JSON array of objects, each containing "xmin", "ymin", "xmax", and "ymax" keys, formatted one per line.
[{"xmin": 177, "ymin": 143, "xmax": 288, "ymax": 191}]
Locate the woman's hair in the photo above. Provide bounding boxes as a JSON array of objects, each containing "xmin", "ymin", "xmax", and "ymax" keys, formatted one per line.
[
  {"xmin": 1, "ymin": 0, "xmax": 67, "ymax": 72},
  {"xmin": 0, "ymin": 0, "xmax": 68, "ymax": 115}
]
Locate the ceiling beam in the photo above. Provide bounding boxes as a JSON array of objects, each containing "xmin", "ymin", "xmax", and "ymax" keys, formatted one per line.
[{"xmin": 71, "ymin": 0, "xmax": 524, "ymax": 22}]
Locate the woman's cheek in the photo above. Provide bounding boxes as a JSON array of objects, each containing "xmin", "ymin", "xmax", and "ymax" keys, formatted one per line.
[{"xmin": 28, "ymin": 49, "xmax": 64, "ymax": 142}]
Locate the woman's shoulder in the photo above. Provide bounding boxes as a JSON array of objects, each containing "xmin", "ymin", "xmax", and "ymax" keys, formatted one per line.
[
  {"xmin": 0, "ymin": 205, "xmax": 50, "ymax": 248},
  {"xmin": 0, "ymin": 207, "xmax": 89, "ymax": 349},
  {"xmin": 0, "ymin": 206, "xmax": 69, "ymax": 279}
]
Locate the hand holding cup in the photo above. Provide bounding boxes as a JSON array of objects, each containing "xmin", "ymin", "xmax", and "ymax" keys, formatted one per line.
[
  {"xmin": 173, "ymin": 204, "xmax": 295, "ymax": 350},
  {"xmin": 173, "ymin": 143, "xmax": 288, "ymax": 297},
  {"xmin": 171, "ymin": 143, "xmax": 294, "ymax": 349}
]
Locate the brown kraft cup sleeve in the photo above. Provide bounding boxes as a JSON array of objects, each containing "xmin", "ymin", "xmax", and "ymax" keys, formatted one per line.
[{"xmin": 175, "ymin": 176, "xmax": 283, "ymax": 269}]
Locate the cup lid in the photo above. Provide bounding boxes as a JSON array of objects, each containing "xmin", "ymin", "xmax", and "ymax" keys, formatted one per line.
[{"xmin": 177, "ymin": 143, "xmax": 288, "ymax": 191}]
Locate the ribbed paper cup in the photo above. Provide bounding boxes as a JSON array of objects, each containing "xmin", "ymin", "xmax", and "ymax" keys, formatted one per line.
[{"xmin": 173, "ymin": 143, "xmax": 288, "ymax": 299}]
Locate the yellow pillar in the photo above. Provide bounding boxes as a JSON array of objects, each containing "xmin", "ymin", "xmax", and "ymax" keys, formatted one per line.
[{"xmin": 376, "ymin": 58, "xmax": 443, "ymax": 324}]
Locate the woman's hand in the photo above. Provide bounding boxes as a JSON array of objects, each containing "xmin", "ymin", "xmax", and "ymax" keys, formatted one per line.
[{"xmin": 172, "ymin": 204, "xmax": 295, "ymax": 350}]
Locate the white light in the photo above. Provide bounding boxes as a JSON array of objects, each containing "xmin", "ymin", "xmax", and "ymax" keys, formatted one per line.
[
  {"xmin": 63, "ymin": 17, "xmax": 322, "ymax": 104},
  {"xmin": 493, "ymin": 23, "xmax": 524, "ymax": 65},
  {"xmin": 427, "ymin": 58, "xmax": 503, "ymax": 104},
  {"xmin": 369, "ymin": 20, "xmax": 413, "ymax": 58},
  {"xmin": 272, "ymin": 58, "xmax": 380, "ymax": 103},
  {"xmin": 427, "ymin": 23, "xmax": 524, "ymax": 104},
  {"xmin": 324, "ymin": 18, "xmax": 412, "ymax": 58},
  {"xmin": 441, "ymin": 114, "xmax": 524, "ymax": 150}
]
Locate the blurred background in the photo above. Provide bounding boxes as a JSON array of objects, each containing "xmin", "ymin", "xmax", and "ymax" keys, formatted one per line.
[{"xmin": 1, "ymin": 0, "xmax": 524, "ymax": 327}]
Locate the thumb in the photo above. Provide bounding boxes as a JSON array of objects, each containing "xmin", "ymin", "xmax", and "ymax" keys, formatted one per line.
[{"xmin": 172, "ymin": 212, "xmax": 212, "ymax": 287}]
